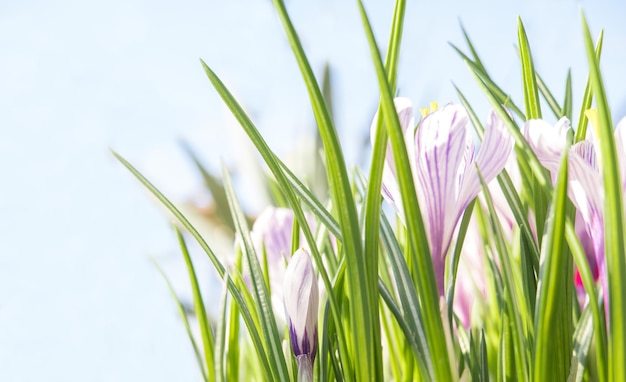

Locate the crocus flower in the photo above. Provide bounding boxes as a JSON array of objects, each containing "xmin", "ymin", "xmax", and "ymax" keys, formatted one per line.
[
  {"xmin": 284, "ymin": 248, "xmax": 319, "ymax": 382},
  {"xmin": 522, "ymin": 115, "xmax": 626, "ymax": 309},
  {"xmin": 373, "ymin": 98, "xmax": 514, "ymax": 294},
  {"xmin": 247, "ymin": 206, "xmax": 315, "ymax": 324}
]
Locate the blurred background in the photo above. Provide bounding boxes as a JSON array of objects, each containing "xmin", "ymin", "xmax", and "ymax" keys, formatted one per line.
[{"xmin": 1, "ymin": 0, "xmax": 625, "ymax": 380}]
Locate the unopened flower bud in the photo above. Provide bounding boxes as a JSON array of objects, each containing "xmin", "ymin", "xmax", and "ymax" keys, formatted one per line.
[{"xmin": 283, "ymin": 248, "xmax": 318, "ymax": 381}]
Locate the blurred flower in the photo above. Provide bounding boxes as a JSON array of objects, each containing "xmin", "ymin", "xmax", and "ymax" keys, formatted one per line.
[
  {"xmin": 522, "ymin": 115, "xmax": 626, "ymax": 308},
  {"xmin": 284, "ymin": 248, "xmax": 318, "ymax": 382},
  {"xmin": 241, "ymin": 206, "xmax": 315, "ymax": 325},
  {"xmin": 373, "ymin": 98, "xmax": 513, "ymax": 294}
]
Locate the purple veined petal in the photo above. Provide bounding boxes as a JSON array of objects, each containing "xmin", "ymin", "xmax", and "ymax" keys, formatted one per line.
[
  {"xmin": 568, "ymin": 149, "xmax": 604, "ymax": 257},
  {"xmin": 614, "ymin": 117, "xmax": 626, "ymax": 192},
  {"xmin": 251, "ymin": 206, "xmax": 295, "ymax": 264},
  {"xmin": 458, "ymin": 110, "xmax": 514, "ymax": 214},
  {"xmin": 284, "ymin": 249, "xmax": 319, "ymax": 359},
  {"xmin": 522, "ymin": 117, "xmax": 571, "ymax": 173},
  {"xmin": 414, "ymin": 104, "xmax": 469, "ymax": 293}
]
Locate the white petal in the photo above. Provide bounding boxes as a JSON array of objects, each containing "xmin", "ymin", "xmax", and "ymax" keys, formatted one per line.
[{"xmin": 522, "ymin": 117, "xmax": 571, "ymax": 173}]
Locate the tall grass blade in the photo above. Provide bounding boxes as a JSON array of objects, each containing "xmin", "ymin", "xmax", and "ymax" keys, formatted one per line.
[
  {"xmin": 221, "ymin": 164, "xmax": 289, "ymax": 381},
  {"xmin": 270, "ymin": 1, "xmax": 374, "ymax": 377},
  {"xmin": 582, "ymin": 15, "xmax": 626, "ymax": 381},
  {"xmin": 533, "ymin": 152, "xmax": 572, "ymax": 382},
  {"xmin": 356, "ymin": 0, "xmax": 453, "ymax": 379},
  {"xmin": 575, "ymin": 30, "xmax": 604, "ymax": 143},
  {"xmin": 113, "ymin": 151, "xmax": 274, "ymax": 379},
  {"xmin": 153, "ymin": 260, "xmax": 209, "ymax": 382}
]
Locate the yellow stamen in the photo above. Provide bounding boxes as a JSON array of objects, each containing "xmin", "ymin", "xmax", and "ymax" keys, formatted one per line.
[{"xmin": 419, "ymin": 101, "xmax": 440, "ymax": 117}]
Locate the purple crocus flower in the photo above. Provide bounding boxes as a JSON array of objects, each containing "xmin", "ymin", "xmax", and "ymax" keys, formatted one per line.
[
  {"xmin": 283, "ymin": 248, "xmax": 318, "ymax": 381},
  {"xmin": 373, "ymin": 98, "xmax": 514, "ymax": 294},
  {"xmin": 522, "ymin": 115, "xmax": 626, "ymax": 309},
  {"xmin": 247, "ymin": 206, "xmax": 315, "ymax": 325}
]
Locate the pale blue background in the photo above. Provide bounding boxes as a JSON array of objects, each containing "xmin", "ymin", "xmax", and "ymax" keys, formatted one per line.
[{"xmin": 1, "ymin": 1, "xmax": 625, "ymax": 381}]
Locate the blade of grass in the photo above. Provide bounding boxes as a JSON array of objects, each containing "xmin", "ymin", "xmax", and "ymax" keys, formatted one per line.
[
  {"xmin": 113, "ymin": 151, "xmax": 274, "ymax": 380},
  {"xmin": 356, "ymin": 0, "xmax": 453, "ymax": 379},
  {"xmin": 153, "ymin": 260, "xmax": 209, "ymax": 382},
  {"xmin": 445, "ymin": 199, "xmax": 476, "ymax": 327},
  {"xmin": 214, "ymin": 274, "xmax": 231, "ymax": 382},
  {"xmin": 518, "ymin": 17, "xmax": 542, "ymax": 120},
  {"xmin": 535, "ymin": 72, "xmax": 562, "ymax": 118},
  {"xmin": 174, "ymin": 227, "xmax": 216, "ymax": 382},
  {"xmin": 221, "ymin": 164, "xmax": 289, "ymax": 382},
  {"xmin": 269, "ymin": 1, "xmax": 375, "ymax": 378},
  {"xmin": 380, "ymin": 213, "xmax": 433, "ymax": 380},
  {"xmin": 582, "ymin": 15, "xmax": 626, "ymax": 382},
  {"xmin": 533, "ymin": 151, "xmax": 572, "ymax": 382},
  {"xmin": 362, "ymin": 0, "xmax": 406, "ymax": 379},
  {"xmin": 478, "ymin": 167, "xmax": 530, "ymax": 381},
  {"xmin": 199, "ymin": 61, "xmax": 352, "ymax": 379},
  {"xmin": 565, "ymin": 220, "xmax": 607, "ymax": 382},
  {"xmin": 575, "ymin": 30, "xmax": 604, "ymax": 143},
  {"xmin": 564, "ymin": 69, "xmax": 573, "ymax": 121}
]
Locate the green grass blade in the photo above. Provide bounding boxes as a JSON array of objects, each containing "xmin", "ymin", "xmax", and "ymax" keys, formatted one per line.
[
  {"xmin": 356, "ymin": 0, "xmax": 452, "ymax": 379},
  {"xmin": 535, "ymin": 73, "xmax": 563, "ymax": 118},
  {"xmin": 112, "ymin": 151, "xmax": 274, "ymax": 379},
  {"xmin": 226, "ymin": 281, "xmax": 241, "ymax": 382},
  {"xmin": 362, "ymin": 0, "xmax": 406, "ymax": 378},
  {"xmin": 564, "ymin": 69, "xmax": 573, "ymax": 121},
  {"xmin": 454, "ymin": 84, "xmax": 484, "ymax": 139},
  {"xmin": 478, "ymin": 167, "xmax": 530, "ymax": 381},
  {"xmin": 199, "ymin": 60, "xmax": 352, "ymax": 378},
  {"xmin": 518, "ymin": 17, "xmax": 542, "ymax": 119},
  {"xmin": 575, "ymin": 30, "xmax": 603, "ymax": 143},
  {"xmin": 450, "ymin": 43, "xmax": 525, "ymax": 119},
  {"xmin": 380, "ymin": 214, "xmax": 433, "ymax": 380},
  {"xmin": 570, "ymin": 305, "xmax": 594, "ymax": 381},
  {"xmin": 582, "ymin": 15, "xmax": 626, "ymax": 381},
  {"xmin": 445, "ymin": 199, "xmax": 476, "ymax": 326},
  {"xmin": 566, "ymin": 221, "xmax": 607, "ymax": 382},
  {"xmin": 221, "ymin": 164, "xmax": 289, "ymax": 382},
  {"xmin": 533, "ymin": 151, "xmax": 572, "ymax": 382},
  {"xmin": 465, "ymin": 67, "xmax": 550, "ymax": 189},
  {"xmin": 153, "ymin": 260, "xmax": 209, "ymax": 382},
  {"xmin": 277, "ymin": 159, "xmax": 342, "ymax": 240},
  {"xmin": 269, "ymin": 1, "xmax": 374, "ymax": 378},
  {"xmin": 174, "ymin": 227, "xmax": 216, "ymax": 382},
  {"xmin": 214, "ymin": 274, "xmax": 231, "ymax": 382},
  {"xmin": 460, "ymin": 23, "xmax": 487, "ymax": 72}
]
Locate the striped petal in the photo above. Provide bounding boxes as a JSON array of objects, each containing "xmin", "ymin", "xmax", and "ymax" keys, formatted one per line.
[
  {"xmin": 413, "ymin": 104, "xmax": 470, "ymax": 292},
  {"xmin": 459, "ymin": 110, "xmax": 514, "ymax": 212},
  {"xmin": 284, "ymin": 249, "xmax": 319, "ymax": 359}
]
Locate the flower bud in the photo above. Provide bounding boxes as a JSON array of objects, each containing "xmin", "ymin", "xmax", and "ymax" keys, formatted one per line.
[{"xmin": 283, "ymin": 248, "xmax": 319, "ymax": 364}]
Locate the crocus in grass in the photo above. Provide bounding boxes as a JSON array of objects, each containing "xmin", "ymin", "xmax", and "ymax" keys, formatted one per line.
[
  {"xmin": 284, "ymin": 248, "xmax": 318, "ymax": 382},
  {"xmin": 248, "ymin": 206, "xmax": 314, "ymax": 324},
  {"xmin": 523, "ymin": 115, "xmax": 626, "ymax": 309},
  {"xmin": 373, "ymin": 98, "xmax": 514, "ymax": 294}
]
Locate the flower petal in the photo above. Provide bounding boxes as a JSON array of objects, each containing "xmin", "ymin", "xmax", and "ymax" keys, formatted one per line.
[
  {"xmin": 372, "ymin": 97, "xmax": 414, "ymax": 212},
  {"xmin": 414, "ymin": 104, "xmax": 469, "ymax": 291},
  {"xmin": 522, "ymin": 117, "xmax": 571, "ymax": 173},
  {"xmin": 458, "ymin": 110, "xmax": 514, "ymax": 212},
  {"xmin": 284, "ymin": 249, "xmax": 319, "ymax": 358}
]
